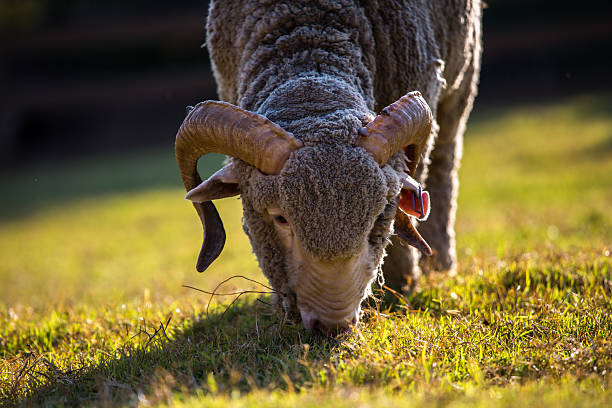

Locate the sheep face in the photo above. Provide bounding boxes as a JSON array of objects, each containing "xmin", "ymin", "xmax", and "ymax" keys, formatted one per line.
[
  {"xmin": 177, "ymin": 94, "xmax": 432, "ymax": 334},
  {"xmin": 240, "ymin": 144, "xmax": 401, "ymax": 332}
]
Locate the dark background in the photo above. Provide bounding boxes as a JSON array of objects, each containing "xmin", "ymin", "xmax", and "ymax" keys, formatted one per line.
[{"xmin": 1, "ymin": 0, "xmax": 610, "ymax": 167}]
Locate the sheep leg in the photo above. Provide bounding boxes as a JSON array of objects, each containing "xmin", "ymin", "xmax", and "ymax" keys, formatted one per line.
[
  {"xmin": 382, "ymin": 236, "xmax": 420, "ymax": 292},
  {"xmin": 418, "ymin": 60, "xmax": 480, "ymax": 275}
]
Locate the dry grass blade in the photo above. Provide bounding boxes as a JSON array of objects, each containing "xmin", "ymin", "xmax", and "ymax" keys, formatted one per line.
[
  {"xmin": 182, "ymin": 275, "xmax": 284, "ymax": 317},
  {"xmin": 8, "ymin": 354, "xmax": 40, "ymax": 399}
]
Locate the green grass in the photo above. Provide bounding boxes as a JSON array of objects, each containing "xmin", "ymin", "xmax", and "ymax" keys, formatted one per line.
[{"xmin": 1, "ymin": 94, "xmax": 611, "ymax": 406}]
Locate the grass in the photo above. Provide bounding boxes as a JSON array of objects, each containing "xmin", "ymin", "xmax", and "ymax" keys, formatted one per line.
[{"xmin": 0, "ymin": 94, "xmax": 610, "ymax": 406}]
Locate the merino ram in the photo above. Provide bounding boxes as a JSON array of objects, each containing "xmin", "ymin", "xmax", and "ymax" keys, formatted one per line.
[{"xmin": 175, "ymin": 0, "xmax": 482, "ymax": 332}]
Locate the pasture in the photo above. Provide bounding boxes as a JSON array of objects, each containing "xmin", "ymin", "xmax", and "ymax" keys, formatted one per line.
[{"xmin": 1, "ymin": 94, "xmax": 610, "ymax": 406}]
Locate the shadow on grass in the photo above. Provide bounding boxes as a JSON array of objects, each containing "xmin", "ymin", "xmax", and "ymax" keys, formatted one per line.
[
  {"xmin": 5, "ymin": 299, "xmax": 337, "ymax": 406},
  {"xmin": 0, "ymin": 148, "xmax": 225, "ymax": 222}
]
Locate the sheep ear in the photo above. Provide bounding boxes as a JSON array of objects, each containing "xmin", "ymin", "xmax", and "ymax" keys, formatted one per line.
[
  {"xmin": 398, "ymin": 189, "xmax": 430, "ymax": 220},
  {"xmin": 185, "ymin": 163, "xmax": 240, "ymax": 202}
]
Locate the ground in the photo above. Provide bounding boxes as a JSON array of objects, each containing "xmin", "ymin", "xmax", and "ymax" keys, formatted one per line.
[{"xmin": 0, "ymin": 94, "xmax": 610, "ymax": 406}]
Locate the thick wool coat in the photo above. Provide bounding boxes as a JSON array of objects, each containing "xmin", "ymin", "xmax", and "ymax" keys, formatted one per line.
[{"xmin": 205, "ymin": 0, "xmax": 482, "ymax": 310}]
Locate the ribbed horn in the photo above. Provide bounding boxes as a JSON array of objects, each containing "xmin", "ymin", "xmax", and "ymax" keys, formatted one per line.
[
  {"xmin": 175, "ymin": 101, "xmax": 302, "ymax": 272},
  {"xmin": 358, "ymin": 91, "xmax": 432, "ymax": 175},
  {"xmin": 360, "ymin": 92, "xmax": 434, "ymax": 257}
]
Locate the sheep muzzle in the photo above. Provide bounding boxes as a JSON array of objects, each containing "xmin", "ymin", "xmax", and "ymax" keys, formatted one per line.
[{"xmin": 293, "ymin": 247, "xmax": 372, "ymax": 332}]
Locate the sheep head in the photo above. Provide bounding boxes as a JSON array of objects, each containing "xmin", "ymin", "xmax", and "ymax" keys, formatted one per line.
[{"xmin": 175, "ymin": 92, "xmax": 433, "ymax": 333}]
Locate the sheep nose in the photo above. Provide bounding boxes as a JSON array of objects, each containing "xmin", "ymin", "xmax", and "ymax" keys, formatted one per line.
[
  {"xmin": 314, "ymin": 318, "xmax": 355, "ymax": 336},
  {"xmin": 299, "ymin": 308, "xmax": 357, "ymax": 335},
  {"xmin": 299, "ymin": 308, "xmax": 319, "ymax": 331}
]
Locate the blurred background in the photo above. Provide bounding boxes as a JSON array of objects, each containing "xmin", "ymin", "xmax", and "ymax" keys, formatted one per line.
[
  {"xmin": 1, "ymin": 0, "xmax": 610, "ymax": 166},
  {"xmin": 0, "ymin": 0, "xmax": 610, "ymax": 306}
]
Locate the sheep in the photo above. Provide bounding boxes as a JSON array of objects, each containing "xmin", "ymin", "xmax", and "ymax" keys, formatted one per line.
[{"xmin": 175, "ymin": 0, "xmax": 482, "ymax": 332}]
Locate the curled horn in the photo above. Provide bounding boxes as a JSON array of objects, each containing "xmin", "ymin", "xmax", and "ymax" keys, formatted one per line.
[
  {"xmin": 359, "ymin": 92, "xmax": 434, "ymax": 256},
  {"xmin": 358, "ymin": 91, "xmax": 432, "ymax": 175},
  {"xmin": 175, "ymin": 101, "xmax": 302, "ymax": 272}
]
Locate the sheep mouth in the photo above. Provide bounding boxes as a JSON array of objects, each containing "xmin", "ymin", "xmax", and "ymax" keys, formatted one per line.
[
  {"xmin": 298, "ymin": 303, "xmax": 360, "ymax": 335},
  {"xmin": 303, "ymin": 309, "xmax": 359, "ymax": 336}
]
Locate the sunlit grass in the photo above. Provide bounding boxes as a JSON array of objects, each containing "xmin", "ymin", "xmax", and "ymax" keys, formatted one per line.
[
  {"xmin": 456, "ymin": 95, "xmax": 612, "ymax": 254},
  {"xmin": 0, "ymin": 152, "xmax": 259, "ymax": 308},
  {"xmin": 0, "ymin": 94, "xmax": 610, "ymax": 406}
]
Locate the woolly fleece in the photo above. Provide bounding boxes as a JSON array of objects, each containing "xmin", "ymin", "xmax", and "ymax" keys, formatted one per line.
[{"xmin": 205, "ymin": 0, "xmax": 482, "ymax": 311}]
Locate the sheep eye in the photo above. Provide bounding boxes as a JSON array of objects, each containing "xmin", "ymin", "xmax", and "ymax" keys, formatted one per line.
[{"xmin": 273, "ymin": 215, "xmax": 288, "ymax": 225}]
